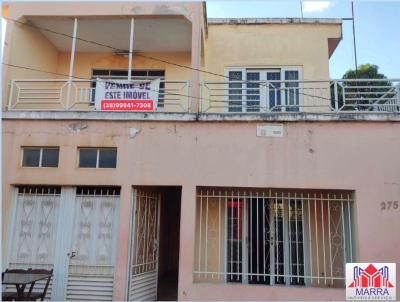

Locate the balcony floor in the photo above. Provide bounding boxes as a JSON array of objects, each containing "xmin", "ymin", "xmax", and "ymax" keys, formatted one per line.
[{"xmin": 3, "ymin": 110, "xmax": 400, "ymax": 122}]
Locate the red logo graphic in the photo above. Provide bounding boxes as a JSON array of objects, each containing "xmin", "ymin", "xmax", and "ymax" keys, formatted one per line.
[{"xmin": 348, "ymin": 264, "xmax": 395, "ymax": 288}]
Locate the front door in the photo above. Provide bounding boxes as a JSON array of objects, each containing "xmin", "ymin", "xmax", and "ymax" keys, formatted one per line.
[
  {"xmin": 65, "ymin": 187, "xmax": 120, "ymax": 300},
  {"xmin": 128, "ymin": 189, "xmax": 161, "ymax": 301},
  {"xmin": 5, "ymin": 186, "xmax": 62, "ymax": 299},
  {"xmin": 5, "ymin": 186, "xmax": 120, "ymax": 300}
]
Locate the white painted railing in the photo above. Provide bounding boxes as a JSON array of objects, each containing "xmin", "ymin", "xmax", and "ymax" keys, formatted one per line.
[
  {"xmin": 7, "ymin": 79, "xmax": 190, "ymax": 113},
  {"xmin": 7, "ymin": 78, "xmax": 400, "ymax": 114},
  {"xmin": 201, "ymin": 79, "xmax": 400, "ymax": 113}
]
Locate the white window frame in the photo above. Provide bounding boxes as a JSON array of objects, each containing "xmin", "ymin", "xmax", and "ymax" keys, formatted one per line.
[
  {"xmin": 281, "ymin": 67, "xmax": 304, "ymax": 112},
  {"xmin": 225, "ymin": 67, "xmax": 304, "ymax": 113},
  {"xmin": 224, "ymin": 68, "xmax": 246, "ymax": 113},
  {"xmin": 21, "ymin": 147, "xmax": 59, "ymax": 168}
]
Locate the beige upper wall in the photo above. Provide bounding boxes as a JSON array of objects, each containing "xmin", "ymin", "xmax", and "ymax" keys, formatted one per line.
[
  {"xmin": 202, "ymin": 23, "xmax": 342, "ymax": 82},
  {"xmin": 56, "ymin": 51, "xmax": 191, "ymax": 80},
  {"xmin": 2, "ymin": 2, "xmax": 342, "ymax": 108},
  {"xmin": 2, "ymin": 18, "xmax": 61, "ymax": 107}
]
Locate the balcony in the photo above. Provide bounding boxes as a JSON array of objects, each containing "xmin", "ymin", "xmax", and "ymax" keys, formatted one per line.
[
  {"xmin": 201, "ymin": 78, "xmax": 400, "ymax": 114},
  {"xmin": 3, "ymin": 10, "xmax": 204, "ymax": 114},
  {"xmin": 7, "ymin": 79, "xmax": 190, "ymax": 112},
  {"xmin": 6, "ymin": 78, "xmax": 400, "ymax": 115}
]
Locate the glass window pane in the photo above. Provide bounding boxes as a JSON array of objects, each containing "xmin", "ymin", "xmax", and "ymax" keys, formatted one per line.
[
  {"xmin": 79, "ymin": 149, "xmax": 97, "ymax": 168},
  {"xmin": 110, "ymin": 70, "xmax": 128, "ymax": 77},
  {"xmin": 228, "ymin": 71, "xmax": 243, "ymax": 113},
  {"xmin": 98, "ymin": 149, "xmax": 117, "ymax": 168},
  {"xmin": 285, "ymin": 70, "xmax": 299, "ymax": 80},
  {"xmin": 284, "ymin": 70, "xmax": 300, "ymax": 112},
  {"xmin": 131, "ymin": 70, "xmax": 147, "ymax": 77},
  {"xmin": 246, "ymin": 72, "xmax": 260, "ymax": 112},
  {"xmin": 148, "ymin": 70, "xmax": 165, "ymax": 77},
  {"xmin": 267, "ymin": 72, "xmax": 282, "ymax": 110},
  {"xmin": 41, "ymin": 148, "xmax": 59, "ymax": 167},
  {"xmin": 22, "ymin": 148, "xmax": 40, "ymax": 167},
  {"xmin": 92, "ymin": 69, "xmax": 109, "ymax": 76}
]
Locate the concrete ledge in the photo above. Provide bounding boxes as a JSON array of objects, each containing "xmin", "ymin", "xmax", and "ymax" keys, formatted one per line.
[
  {"xmin": 208, "ymin": 18, "xmax": 343, "ymax": 25},
  {"xmin": 2, "ymin": 111, "xmax": 400, "ymax": 122},
  {"xmin": 198, "ymin": 112, "xmax": 400, "ymax": 122},
  {"xmin": 1, "ymin": 111, "xmax": 198, "ymax": 121}
]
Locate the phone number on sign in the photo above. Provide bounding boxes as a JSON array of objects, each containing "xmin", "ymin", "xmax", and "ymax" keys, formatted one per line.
[{"xmin": 101, "ymin": 100, "xmax": 154, "ymax": 111}]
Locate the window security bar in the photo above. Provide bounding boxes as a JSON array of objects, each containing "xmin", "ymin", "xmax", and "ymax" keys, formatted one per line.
[{"xmin": 194, "ymin": 188, "xmax": 354, "ymax": 288}]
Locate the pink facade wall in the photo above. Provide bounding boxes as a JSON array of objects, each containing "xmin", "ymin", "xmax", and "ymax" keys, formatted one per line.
[{"xmin": 2, "ymin": 119, "xmax": 400, "ymax": 300}]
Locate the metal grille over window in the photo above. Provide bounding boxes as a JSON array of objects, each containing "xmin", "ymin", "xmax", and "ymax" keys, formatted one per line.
[{"xmin": 194, "ymin": 188, "xmax": 354, "ymax": 288}]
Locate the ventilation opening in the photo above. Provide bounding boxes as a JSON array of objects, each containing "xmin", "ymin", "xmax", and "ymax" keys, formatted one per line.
[
  {"xmin": 76, "ymin": 186, "xmax": 121, "ymax": 196},
  {"xmin": 17, "ymin": 185, "xmax": 61, "ymax": 195}
]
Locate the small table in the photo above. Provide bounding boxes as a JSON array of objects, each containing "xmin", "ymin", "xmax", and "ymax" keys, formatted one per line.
[{"xmin": 2, "ymin": 273, "xmax": 51, "ymax": 299}]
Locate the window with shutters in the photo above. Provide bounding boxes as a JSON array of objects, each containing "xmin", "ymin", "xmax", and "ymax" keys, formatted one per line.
[{"xmin": 226, "ymin": 68, "xmax": 302, "ymax": 112}]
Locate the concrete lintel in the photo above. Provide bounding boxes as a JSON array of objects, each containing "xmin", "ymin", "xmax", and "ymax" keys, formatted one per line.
[{"xmin": 2, "ymin": 111, "xmax": 400, "ymax": 122}]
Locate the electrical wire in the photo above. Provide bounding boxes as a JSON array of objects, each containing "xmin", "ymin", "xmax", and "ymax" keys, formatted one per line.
[
  {"xmin": 2, "ymin": 62, "xmax": 210, "ymax": 102},
  {"xmin": 3, "ymin": 16, "xmax": 335, "ymax": 104}
]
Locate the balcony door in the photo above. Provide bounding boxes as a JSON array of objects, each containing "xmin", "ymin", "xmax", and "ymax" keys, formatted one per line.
[{"xmin": 227, "ymin": 68, "xmax": 301, "ymax": 112}]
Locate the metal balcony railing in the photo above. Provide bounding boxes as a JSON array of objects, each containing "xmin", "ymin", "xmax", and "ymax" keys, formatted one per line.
[
  {"xmin": 201, "ymin": 79, "xmax": 400, "ymax": 113},
  {"xmin": 7, "ymin": 79, "xmax": 190, "ymax": 113},
  {"xmin": 6, "ymin": 78, "xmax": 400, "ymax": 114}
]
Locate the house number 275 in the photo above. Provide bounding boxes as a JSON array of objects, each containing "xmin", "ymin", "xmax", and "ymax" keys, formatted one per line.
[{"xmin": 380, "ymin": 201, "xmax": 399, "ymax": 210}]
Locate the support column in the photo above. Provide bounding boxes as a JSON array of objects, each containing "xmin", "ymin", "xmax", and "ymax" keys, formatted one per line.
[
  {"xmin": 113, "ymin": 185, "xmax": 133, "ymax": 300},
  {"xmin": 189, "ymin": 13, "xmax": 201, "ymax": 113},
  {"xmin": 177, "ymin": 185, "xmax": 197, "ymax": 300},
  {"xmin": 66, "ymin": 18, "xmax": 77, "ymax": 109},
  {"xmin": 128, "ymin": 17, "xmax": 135, "ymax": 81}
]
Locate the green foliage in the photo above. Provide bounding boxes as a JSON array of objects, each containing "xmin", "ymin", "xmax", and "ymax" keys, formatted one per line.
[
  {"xmin": 331, "ymin": 64, "xmax": 394, "ymax": 111},
  {"xmin": 342, "ymin": 64, "xmax": 387, "ymax": 80}
]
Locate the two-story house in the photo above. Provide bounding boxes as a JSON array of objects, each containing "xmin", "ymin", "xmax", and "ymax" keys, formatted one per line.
[{"xmin": 2, "ymin": 2, "xmax": 399, "ymax": 301}]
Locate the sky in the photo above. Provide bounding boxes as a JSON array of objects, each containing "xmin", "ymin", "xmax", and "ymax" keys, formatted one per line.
[
  {"xmin": 1, "ymin": 1, "xmax": 398, "ymax": 79},
  {"xmin": 206, "ymin": 0, "xmax": 400, "ymax": 79}
]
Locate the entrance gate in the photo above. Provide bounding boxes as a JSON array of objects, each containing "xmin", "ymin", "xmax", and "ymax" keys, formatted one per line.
[
  {"xmin": 5, "ymin": 186, "xmax": 120, "ymax": 300},
  {"xmin": 128, "ymin": 189, "xmax": 161, "ymax": 301}
]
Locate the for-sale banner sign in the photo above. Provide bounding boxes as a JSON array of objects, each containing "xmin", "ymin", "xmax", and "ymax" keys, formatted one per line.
[{"xmin": 95, "ymin": 78, "xmax": 160, "ymax": 111}]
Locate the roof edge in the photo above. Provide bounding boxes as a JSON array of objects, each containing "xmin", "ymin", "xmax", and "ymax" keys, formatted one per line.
[{"xmin": 208, "ymin": 18, "xmax": 343, "ymax": 25}]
